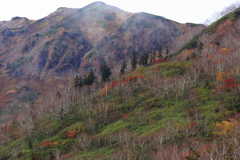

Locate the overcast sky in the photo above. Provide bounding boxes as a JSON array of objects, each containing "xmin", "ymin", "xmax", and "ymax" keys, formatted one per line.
[{"xmin": 0, "ymin": 0, "xmax": 239, "ymax": 24}]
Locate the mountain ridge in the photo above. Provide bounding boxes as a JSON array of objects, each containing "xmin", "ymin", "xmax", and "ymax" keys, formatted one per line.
[{"xmin": 0, "ymin": 2, "xmax": 204, "ymax": 107}]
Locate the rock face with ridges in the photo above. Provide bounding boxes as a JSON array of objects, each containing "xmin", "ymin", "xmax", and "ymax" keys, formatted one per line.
[{"xmin": 0, "ymin": 1, "xmax": 204, "ymax": 106}]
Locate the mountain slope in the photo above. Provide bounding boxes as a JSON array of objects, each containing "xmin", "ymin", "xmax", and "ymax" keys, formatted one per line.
[
  {"xmin": 0, "ymin": 2, "xmax": 205, "ymax": 107},
  {"xmin": 1, "ymin": 3, "xmax": 240, "ymax": 160},
  {"xmin": 174, "ymin": 7, "xmax": 240, "ymax": 60}
]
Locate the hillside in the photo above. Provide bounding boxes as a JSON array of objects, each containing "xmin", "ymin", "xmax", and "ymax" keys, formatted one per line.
[
  {"xmin": 3, "ymin": 1, "xmax": 240, "ymax": 160},
  {"xmin": 1, "ymin": 55, "xmax": 240, "ymax": 159},
  {"xmin": 0, "ymin": 1, "xmax": 204, "ymax": 108}
]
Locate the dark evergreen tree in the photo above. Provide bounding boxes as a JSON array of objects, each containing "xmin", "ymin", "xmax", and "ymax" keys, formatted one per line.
[
  {"xmin": 120, "ymin": 60, "xmax": 127, "ymax": 74},
  {"xmin": 166, "ymin": 46, "xmax": 169, "ymax": 55},
  {"xmin": 191, "ymin": 52, "xmax": 196, "ymax": 59},
  {"xmin": 86, "ymin": 69, "xmax": 96, "ymax": 85},
  {"xmin": 74, "ymin": 75, "xmax": 83, "ymax": 88},
  {"xmin": 149, "ymin": 55, "xmax": 153, "ymax": 65},
  {"xmin": 198, "ymin": 42, "xmax": 203, "ymax": 53},
  {"xmin": 139, "ymin": 54, "xmax": 144, "ymax": 66},
  {"xmin": 139, "ymin": 52, "xmax": 149, "ymax": 66},
  {"xmin": 158, "ymin": 45, "xmax": 162, "ymax": 58},
  {"xmin": 131, "ymin": 51, "xmax": 137, "ymax": 70},
  {"xmin": 153, "ymin": 50, "xmax": 156, "ymax": 61},
  {"xmin": 165, "ymin": 46, "xmax": 169, "ymax": 59},
  {"xmin": 143, "ymin": 52, "xmax": 149, "ymax": 66},
  {"xmin": 101, "ymin": 61, "xmax": 112, "ymax": 81}
]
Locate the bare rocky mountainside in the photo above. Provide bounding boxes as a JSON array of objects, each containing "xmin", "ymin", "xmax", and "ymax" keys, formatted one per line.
[{"xmin": 0, "ymin": 1, "xmax": 204, "ymax": 107}]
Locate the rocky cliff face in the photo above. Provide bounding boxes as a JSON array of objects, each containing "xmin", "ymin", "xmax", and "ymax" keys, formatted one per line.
[{"xmin": 0, "ymin": 1, "xmax": 204, "ymax": 107}]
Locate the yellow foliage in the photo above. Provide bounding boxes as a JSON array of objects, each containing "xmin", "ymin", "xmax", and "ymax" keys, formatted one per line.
[
  {"xmin": 216, "ymin": 72, "xmax": 226, "ymax": 81},
  {"xmin": 213, "ymin": 120, "xmax": 240, "ymax": 136},
  {"xmin": 53, "ymin": 141, "xmax": 59, "ymax": 145}
]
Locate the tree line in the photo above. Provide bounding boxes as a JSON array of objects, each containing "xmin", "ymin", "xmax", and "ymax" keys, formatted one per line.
[{"xmin": 74, "ymin": 45, "xmax": 169, "ymax": 88}]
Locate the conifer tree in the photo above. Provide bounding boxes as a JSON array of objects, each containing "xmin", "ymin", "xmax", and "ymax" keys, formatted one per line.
[
  {"xmin": 198, "ymin": 42, "xmax": 203, "ymax": 54},
  {"xmin": 149, "ymin": 55, "xmax": 153, "ymax": 65},
  {"xmin": 153, "ymin": 50, "xmax": 156, "ymax": 61},
  {"xmin": 139, "ymin": 54, "xmax": 144, "ymax": 66},
  {"xmin": 81, "ymin": 69, "xmax": 96, "ymax": 86},
  {"xmin": 120, "ymin": 60, "xmax": 127, "ymax": 74},
  {"xmin": 143, "ymin": 52, "xmax": 149, "ymax": 66},
  {"xmin": 86, "ymin": 69, "xmax": 96, "ymax": 85},
  {"xmin": 131, "ymin": 51, "xmax": 137, "ymax": 70},
  {"xmin": 101, "ymin": 61, "xmax": 112, "ymax": 81},
  {"xmin": 74, "ymin": 75, "xmax": 83, "ymax": 88},
  {"xmin": 139, "ymin": 52, "xmax": 149, "ymax": 66},
  {"xmin": 165, "ymin": 46, "xmax": 169, "ymax": 59},
  {"xmin": 158, "ymin": 45, "xmax": 162, "ymax": 58},
  {"xmin": 166, "ymin": 46, "xmax": 169, "ymax": 56}
]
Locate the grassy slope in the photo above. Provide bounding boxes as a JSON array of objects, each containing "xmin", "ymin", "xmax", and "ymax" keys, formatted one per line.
[{"xmin": 1, "ymin": 55, "xmax": 240, "ymax": 159}]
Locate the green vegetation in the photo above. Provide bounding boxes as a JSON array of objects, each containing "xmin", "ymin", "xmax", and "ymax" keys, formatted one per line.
[
  {"xmin": 2, "ymin": 5, "xmax": 240, "ymax": 160},
  {"xmin": 86, "ymin": 50, "xmax": 97, "ymax": 59},
  {"xmin": 110, "ymin": 34, "xmax": 118, "ymax": 39},
  {"xmin": 7, "ymin": 57, "xmax": 27, "ymax": 70},
  {"xmin": 186, "ymin": 23, "xmax": 199, "ymax": 27},
  {"xmin": 2, "ymin": 52, "xmax": 240, "ymax": 159},
  {"xmin": 172, "ymin": 32, "xmax": 201, "ymax": 56},
  {"xmin": 174, "ymin": 6, "xmax": 240, "ymax": 56},
  {"xmin": 205, "ymin": 7, "xmax": 240, "ymax": 32},
  {"xmin": 101, "ymin": 61, "xmax": 112, "ymax": 81},
  {"xmin": 96, "ymin": 19, "xmax": 107, "ymax": 28},
  {"xmin": 131, "ymin": 51, "xmax": 137, "ymax": 70},
  {"xmin": 120, "ymin": 60, "xmax": 127, "ymax": 74},
  {"xmin": 43, "ymin": 25, "xmax": 66, "ymax": 37}
]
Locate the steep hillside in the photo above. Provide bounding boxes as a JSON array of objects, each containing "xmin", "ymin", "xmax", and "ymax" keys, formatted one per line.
[
  {"xmin": 1, "ymin": 4, "xmax": 240, "ymax": 160},
  {"xmin": 0, "ymin": 2, "xmax": 204, "ymax": 108},
  {"xmin": 174, "ymin": 7, "xmax": 240, "ymax": 60},
  {"xmin": 1, "ymin": 53, "xmax": 240, "ymax": 159}
]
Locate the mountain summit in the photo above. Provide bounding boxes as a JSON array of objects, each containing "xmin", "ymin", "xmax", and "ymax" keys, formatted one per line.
[{"xmin": 0, "ymin": 2, "xmax": 204, "ymax": 106}]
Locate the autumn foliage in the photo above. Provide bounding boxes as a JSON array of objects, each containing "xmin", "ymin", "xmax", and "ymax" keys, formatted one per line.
[
  {"xmin": 216, "ymin": 77, "xmax": 239, "ymax": 90},
  {"xmin": 150, "ymin": 59, "xmax": 168, "ymax": 66},
  {"xmin": 66, "ymin": 130, "xmax": 76, "ymax": 138},
  {"xmin": 36, "ymin": 140, "xmax": 53, "ymax": 147},
  {"xmin": 99, "ymin": 75, "xmax": 143, "ymax": 95}
]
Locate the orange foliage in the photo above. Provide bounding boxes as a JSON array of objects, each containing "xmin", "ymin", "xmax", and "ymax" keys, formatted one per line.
[
  {"xmin": 216, "ymin": 71, "xmax": 226, "ymax": 81},
  {"xmin": 216, "ymin": 70, "xmax": 235, "ymax": 81},
  {"xmin": 36, "ymin": 140, "xmax": 53, "ymax": 147},
  {"xmin": 99, "ymin": 75, "xmax": 143, "ymax": 96},
  {"xmin": 66, "ymin": 130, "xmax": 76, "ymax": 138},
  {"xmin": 219, "ymin": 48, "xmax": 229, "ymax": 54}
]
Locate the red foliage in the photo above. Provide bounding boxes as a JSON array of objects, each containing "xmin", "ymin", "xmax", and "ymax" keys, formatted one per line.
[
  {"xmin": 125, "ymin": 75, "xmax": 142, "ymax": 83},
  {"xmin": 150, "ymin": 59, "xmax": 168, "ymax": 66},
  {"xmin": 99, "ymin": 75, "xmax": 143, "ymax": 95},
  {"xmin": 36, "ymin": 140, "xmax": 53, "ymax": 147},
  {"xmin": 110, "ymin": 80, "xmax": 122, "ymax": 88},
  {"xmin": 216, "ymin": 78, "xmax": 239, "ymax": 90},
  {"xmin": 203, "ymin": 144, "xmax": 212, "ymax": 151},
  {"xmin": 179, "ymin": 150, "xmax": 192, "ymax": 159},
  {"xmin": 185, "ymin": 122, "xmax": 198, "ymax": 129}
]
